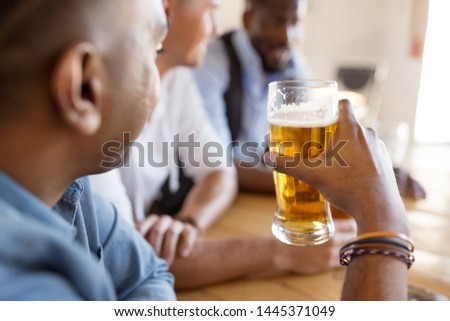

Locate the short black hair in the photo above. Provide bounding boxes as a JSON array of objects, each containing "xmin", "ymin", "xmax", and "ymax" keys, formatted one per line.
[
  {"xmin": 245, "ymin": 0, "xmax": 305, "ymax": 10},
  {"xmin": 0, "ymin": 0, "xmax": 107, "ymax": 119},
  {"xmin": 245, "ymin": 0, "xmax": 267, "ymax": 10}
]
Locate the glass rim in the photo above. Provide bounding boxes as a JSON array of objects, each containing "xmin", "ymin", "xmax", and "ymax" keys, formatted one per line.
[{"xmin": 268, "ymin": 79, "xmax": 337, "ymax": 89}]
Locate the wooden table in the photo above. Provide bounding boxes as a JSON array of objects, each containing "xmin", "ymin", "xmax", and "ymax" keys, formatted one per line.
[{"xmin": 177, "ymin": 144, "xmax": 450, "ymax": 300}]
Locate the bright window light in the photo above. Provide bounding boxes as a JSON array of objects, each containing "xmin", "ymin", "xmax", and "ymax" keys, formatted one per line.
[{"xmin": 415, "ymin": 0, "xmax": 450, "ymax": 144}]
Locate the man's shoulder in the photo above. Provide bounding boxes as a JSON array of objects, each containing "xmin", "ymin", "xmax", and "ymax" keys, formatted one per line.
[
  {"xmin": 0, "ymin": 199, "xmax": 70, "ymax": 279},
  {"xmin": 0, "ymin": 199, "xmax": 34, "ymax": 231},
  {"xmin": 0, "ymin": 199, "xmax": 116, "ymax": 300},
  {"xmin": 75, "ymin": 176, "xmax": 118, "ymax": 229},
  {"xmin": 0, "ymin": 198, "xmax": 75, "ymax": 256}
]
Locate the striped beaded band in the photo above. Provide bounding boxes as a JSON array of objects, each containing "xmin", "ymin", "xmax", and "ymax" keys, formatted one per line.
[
  {"xmin": 339, "ymin": 231, "xmax": 415, "ymax": 269},
  {"xmin": 340, "ymin": 248, "xmax": 415, "ymax": 269}
]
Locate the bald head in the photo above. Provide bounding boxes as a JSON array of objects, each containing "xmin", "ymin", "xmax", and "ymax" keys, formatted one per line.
[
  {"xmin": 0, "ymin": 0, "xmax": 168, "ymax": 207},
  {"xmin": 0, "ymin": 0, "xmax": 119, "ymax": 119},
  {"xmin": 0, "ymin": 0, "xmax": 167, "ymax": 181},
  {"xmin": 0, "ymin": 0, "xmax": 113, "ymax": 49}
]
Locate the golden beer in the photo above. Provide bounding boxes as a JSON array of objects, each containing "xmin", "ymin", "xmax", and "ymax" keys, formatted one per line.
[
  {"xmin": 269, "ymin": 112, "xmax": 337, "ymax": 245},
  {"xmin": 267, "ymin": 80, "xmax": 339, "ymax": 246}
]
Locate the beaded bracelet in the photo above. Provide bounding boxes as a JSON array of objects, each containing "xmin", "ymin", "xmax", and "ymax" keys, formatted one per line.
[
  {"xmin": 339, "ymin": 231, "xmax": 415, "ymax": 269},
  {"xmin": 340, "ymin": 242, "xmax": 415, "ymax": 268}
]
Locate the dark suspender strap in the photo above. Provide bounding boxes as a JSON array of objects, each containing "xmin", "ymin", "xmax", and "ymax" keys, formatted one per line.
[
  {"xmin": 150, "ymin": 150, "xmax": 194, "ymax": 217},
  {"xmin": 221, "ymin": 31, "xmax": 243, "ymax": 142}
]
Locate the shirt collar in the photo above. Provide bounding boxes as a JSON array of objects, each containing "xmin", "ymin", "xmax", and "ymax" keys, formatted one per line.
[{"xmin": 0, "ymin": 172, "xmax": 83, "ymax": 236}]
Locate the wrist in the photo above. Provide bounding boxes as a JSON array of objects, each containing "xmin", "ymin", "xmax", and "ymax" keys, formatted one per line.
[
  {"xmin": 353, "ymin": 204, "xmax": 410, "ymax": 236},
  {"xmin": 348, "ymin": 186, "xmax": 410, "ymax": 235}
]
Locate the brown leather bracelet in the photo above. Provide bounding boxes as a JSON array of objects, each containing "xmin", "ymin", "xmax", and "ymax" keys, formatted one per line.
[{"xmin": 349, "ymin": 231, "xmax": 414, "ymax": 251}]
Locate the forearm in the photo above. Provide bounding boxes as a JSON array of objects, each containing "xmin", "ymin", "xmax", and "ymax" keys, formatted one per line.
[
  {"xmin": 235, "ymin": 161, "xmax": 275, "ymax": 194},
  {"xmin": 170, "ymin": 235, "xmax": 277, "ymax": 290},
  {"xmin": 170, "ymin": 224, "xmax": 356, "ymax": 290},
  {"xmin": 342, "ymin": 255, "xmax": 408, "ymax": 300},
  {"xmin": 176, "ymin": 170, "xmax": 237, "ymax": 231}
]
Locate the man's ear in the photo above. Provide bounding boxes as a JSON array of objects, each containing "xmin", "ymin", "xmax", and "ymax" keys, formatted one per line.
[{"xmin": 51, "ymin": 43, "xmax": 103, "ymax": 136}]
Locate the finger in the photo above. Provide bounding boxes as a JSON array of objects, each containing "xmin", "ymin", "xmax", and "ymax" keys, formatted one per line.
[
  {"xmin": 177, "ymin": 225, "xmax": 198, "ymax": 258},
  {"xmin": 263, "ymin": 150, "xmax": 279, "ymax": 169},
  {"xmin": 338, "ymin": 99, "xmax": 359, "ymax": 127},
  {"xmin": 147, "ymin": 215, "xmax": 172, "ymax": 256},
  {"xmin": 161, "ymin": 220, "xmax": 183, "ymax": 265},
  {"xmin": 263, "ymin": 152, "xmax": 319, "ymax": 187},
  {"xmin": 136, "ymin": 214, "xmax": 159, "ymax": 236}
]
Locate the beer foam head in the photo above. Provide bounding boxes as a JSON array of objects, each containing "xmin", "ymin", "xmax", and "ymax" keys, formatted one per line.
[{"xmin": 268, "ymin": 102, "xmax": 338, "ymax": 128}]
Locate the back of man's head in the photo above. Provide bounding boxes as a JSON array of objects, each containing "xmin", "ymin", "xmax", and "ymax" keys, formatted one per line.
[
  {"xmin": 0, "ymin": 0, "xmax": 106, "ymax": 120},
  {"xmin": 0, "ymin": 0, "xmax": 167, "ymax": 181}
]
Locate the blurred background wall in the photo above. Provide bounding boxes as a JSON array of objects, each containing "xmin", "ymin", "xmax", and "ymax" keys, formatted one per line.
[{"xmin": 215, "ymin": 0, "xmax": 430, "ymax": 145}]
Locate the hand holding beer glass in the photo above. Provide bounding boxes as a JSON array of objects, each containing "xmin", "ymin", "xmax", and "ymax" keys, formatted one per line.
[{"xmin": 268, "ymin": 80, "xmax": 339, "ymax": 246}]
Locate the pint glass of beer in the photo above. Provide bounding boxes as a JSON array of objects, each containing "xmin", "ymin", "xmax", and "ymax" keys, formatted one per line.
[{"xmin": 268, "ymin": 80, "xmax": 338, "ymax": 246}]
